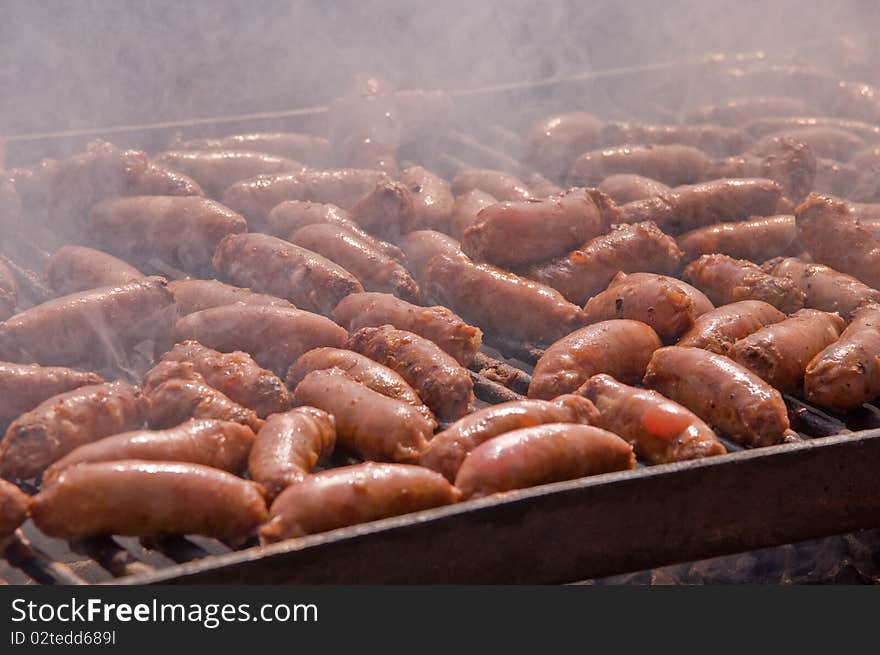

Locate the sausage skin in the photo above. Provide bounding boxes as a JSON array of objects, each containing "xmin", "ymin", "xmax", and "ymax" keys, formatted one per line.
[
  {"xmin": 348, "ymin": 180, "xmax": 417, "ymax": 240},
  {"xmin": 0, "ymin": 478, "xmax": 29, "ymax": 545},
  {"xmin": 677, "ymin": 215, "xmax": 802, "ymax": 263},
  {"xmin": 449, "ymin": 190, "xmax": 497, "ymax": 240},
  {"xmin": 451, "ymin": 169, "xmax": 532, "ymax": 201},
  {"xmin": 522, "ymin": 112, "xmax": 604, "ymax": 181},
  {"xmin": 676, "ymin": 300, "xmax": 786, "ymax": 354},
  {"xmin": 167, "ymin": 279, "xmax": 295, "ymax": 316},
  {"xmin": 45, "ymin": 245, "xmax": 143, "ymax": 296},
  {"xmin": 598, "ymin": 174, "xmax": 671, "ymax": 204},
  {"xmin": 172, "ymin": 132, "xmax": 331, "ymax": 167},
  {"xmin": 400, "ymin": 166, "xmax": 455, "ymax": 232},
  {"xmin": 570, "ymin": 144, "xmax": 711, "ymax": 187},
  {"xmin": 144, "ymin": 373, "xmax": 264, "ymax": 432},
  {"xmin": 399, "ymin": 230, "xmax": 462, "ymax": 287},
  {"xmin": 153, "ymin": 150, "xmax": 304, "ymax": 197}
]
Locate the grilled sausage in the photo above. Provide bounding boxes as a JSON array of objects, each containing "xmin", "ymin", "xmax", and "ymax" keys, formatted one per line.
[
  {"xmin": 0, "ymin": 478, "xmax": 29, "ymax": 545},
  {"xmin": 523, "ymin": 112, "xmax": 604, "ymax": 181},
  {"xmin": 159, "ymin": 341, "xmax": 290, "ymax": 418},
  {"xmin": 525, "ymin": 221, "xmax": 683, "ymax": 306},
  {"xmin": 598, "ymin": 122, "xmax": 751, "ymax": 157},
  {"xmin": 292, "ymin": 368, "xmax": 433, "ymax": 463},
  {"xmin": 684, "ymin": 96, "xmax": 814, "ymax": 126},
  {"xmin": 729, "ymin": 308, "xmax": 844, "ymax": 392},
  {"xmin": 804, "ymin": 304, "xmax": 880, "ymax": 410},
  {"xmin": 529, "ymin": 319, "xmax": 661, "ymax": 399},
  {"xmin": 0, "ymin": 381, "xmax": 147, "ymax": 482},
  {"xmin": 570, "ymin": 144, "xmax": 711, "ymax": 188},
  {"xmin": 126, "ymin": 159, "xmax": 204, "ymax": 197},
  {"xmin": 0, "ymin": 277, "xmax": 175, "ymax": 367},
  {"xmin": 260, "ymin": 462, "xmax": 459, "ymax": 542},
  {"xmin": 87, "ymin": 196, "xmax": 247, "ymax": 273},
  {"xmin": 424, "ymin": 253, "xmax": 587, "ymax": 346},
  {"xmin": 744, "ymin": 116, "xmax": 880, "ymax": 143},
  {"xmin": 145, "ymin": 373, "xmax": 264, "ymax": 432},
  {"xmin": 212, "ymin": 232, "xmax": 363, "ymax": 316},
  {"xmin": 400, "ymin": 166, "xmax": 455, "ymax": 231},
  {"xmin": 455, "ymin": 423, "xmax": 635, "ymax": 500},
  {"xmin": 248, "ymin": 407, "xmax": 336, "ymax": 502},
  {"xmin": 582, "ymin": 272, "xmax": 713, "ymax": 342},
  {"xmin": 683, "ymin": 254, "xmax": 805, "ymax": 313},
  {"xmin": 420, "ymin": 394, "xmax": 599, "ymax": 482},
  {"xmin": 461, "ymin": 188, "xmax": 608, "ymax": 267},
  {"xmin": 285, "ymin": 347, "xmax": 435, "ymax": 426},
  {"xmin": 348, "ymin": 180, "xmax": 417, "ymax": 240},
  {"xmin": 814, "ymin": 158, "xmax": 859, "ymax": 197},
  {"xmin": 399, "ymin": 230, "xmax": 462, "ymax": 287},
  {"xmin": 167, "ymin": 278, "xmax": 294, "ymax": 316},
  {"xmin": 153, "ymin": 150, "xmax": 304, "ymax": 197},
  {"xmin": 290, "ymin": 223, "xmax": 419, "ymax": 303},
  {"xmin": 643, "ymin": 346, "xmax": 791, "ymax": 447},
  {"xmin": 449, "ymin": 189, "xmax": 497, "ymax": 240},
  {"xmin": 598, "ymin": 174, "xmax": 671, "ymax": 204},
  {"xmin": 676, "ymin": 300, "xmax": 786, "ymax": 354},
  {"xmin": 677, "ymin": 215, "xmax": 802, "ymax": 262},
  {"xmin": 578, "ymin": 374, "xmax": 726, "ymax": 463},
  {"xmin": 348, "ymin": 325, "xmax": 474, "ymax": 421},
  {"xmin": 451, "ymin": 169, "xmax": 533, "ymax": 201},
  {"xmin": 0, "ymin": 260, "xmax": 16, "ymax": 321},
  {"xmin": 333, "ymin": 292, "xmax": 482, "ymax": 366},
  {"xmin": 45, "ymin": 245, "xmax": 143, "ymax": 296},
  {"xmin": 526, "ymin": 173, "xmax": 564, "ymax": 197},
  {"xmin": 174, "ymin": 304, "xmax": 347, "ymax": 376},
  {"xmin": 172, "ymin": 132, "xmax": 332, "ymax": 167},
  {"xmin": 32, "ymin": 461, "xmax": 267, "ymax": 539},
  {"xmin": 43, "ymin": 419, "xmax": 256, "ymax": 483},
  {"xmin": 750, "ymin": 128, "xmax": 865, "ymax": 162}
]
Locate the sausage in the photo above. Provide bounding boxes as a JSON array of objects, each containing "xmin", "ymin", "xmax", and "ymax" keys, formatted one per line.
[
  {"xmin": 212, "ymin": 232, "xmax": 363, "ymax": 316},
  {"xmin": 524, "ymin": 221, "xmax": 683, "ymax": 306},
  {"xmin": 522, "ymin": 112, "xmax": 603, "ymax": 181},
  {"xmin": 125, "ymin": 159, "xmax": 204, "ymax": 197},
  {"xmin": 159, "ymin": 341, "xmax": 290, "ymax": 418},
  {"xmin": 333, "ymin": 292, "xmax": 482, "ymax": 366},
  {"xmin": 744, "ymin": 116, "xmax": 880, "ymax": 143},
  {"xmin": 266, "ymin": 200, "xmax": 405, "ymax": 262},
  {"xmin": 348, "ymin": 325, "xmax": 474, "ymax": 421},
  {"xmin": 248, "ymin": 407, "xmax": 336, "ymax": 502},
  {"xmin": 153, "ymin": 150, "xmax": 304, "ymax": 197},
  {"xmin": 749, "ymin": 128, "xmax": 866, "ymax": 162},
  {"xmin": 32, "ymin": 461, "xmax": 267, "ymax": 539},
  {"xmin": 598, "ymin": 174, "xmax": 670, "ymax": 204},
  {"xmin": 423, "ymin": 253, "xmax": 587, "ymax": 346},
  {"xmin": 569, "ymin": 144, "xmax": 711, "ymax": 188},
  {"xmin": 400, "ymin": 166, "xmax": 455, "ymax": 232},
  {"xmin": 450, "ymin": 169, "xmax": 533, "ymax": 201},
  {"xmin": 0, "ymin": 260, "xmax": 16, "ymax": 321},
  {"xmin": 643, "ymin": 346, "xmax": 791, "ymax": 447},
  {"xmin": 347, "ymin": 180, "xmax": 417, "ymax": 240},
  {"xmin": 43, "ymin": 418, "xmax": 256, "ymax": 484},
  {"xmin": 528, "ymin": 319, "xmax": 661, "ymax": 399},
  {"xmin": 795, "ymin": 193, "xmax": 880, "ymax": 289},
  {"xmin": 0, "ymin": 381, "xmax": 147, "ymax": 482},
  {"xmin": 814, "ymin": 158, "xmax": 859, "ymax": 198},
  {"xmin": 729, "ymin": 308, "xmax": 844, "ymax": 392},
  {"xmin": 619, "ymin": 178, "xmax": 784, "ymax": 234},
  {"xmin": 171, "ymin": 132, "xmax": 332, "ymax": 167},
  {"xmin": 684, "ymin": 96, "xmax": 814, "ymax": 126},
  {"xmin": 399, "ymin": 230, "xmax": 462, "ymax": 287},
  {"xmin": 292, "ymin": 368, "xmax": 433, "ymax": 463},
  {"xmin": 174, "ymin": 304, "xmax": 347, "ymax": 376},
  {"xmin": 45, "ymin": 245, "xmax": 143, "ymax": 296},
  {"xmin": 598, "ymin": 122, "xmax": 751, "ymax": 158},
  {"xmin": 676, "ymin": 300, "xmax": 786, "ymax": 354},
  {"xmin": 0, "ymin": 478, "xmax": 29, "ymax": 544},
  {"xmin": 526, "ymin": 173, "xmax": 564, "ymax": 197},
  {"xmin": 285, "ymin": 347, "xmax": 435, "ymax": 426},
  {"xmin": 449, "ymin": 190, "xmax": 496, "ymax": 240},
  {"xmin": 260, "ymin": 462, "xmax": 459, "ymax": 542},
  {"xmin": 0, "ymin": 176, "xmax": 22, "ymax": 234},
  {"xmin": 290, "ymin": 224, "xmax": 419, "ymax": 303},
  {"xmin": 578, "ymin": 374, "xmax": 726, "ymax": 463},
  {"xmin": 582, "ymin": 272, "xmax": 713, "ymax": 342},
  {"xmin": 682, "ymin": 254, "xmax": 805, "ymax": 313},
  {"xmin": 804, "ymin": 304, "xmax": 880, "ymax": 410},
  {"xmin": 420, "ymin": 394, "xmax": 599, "ymax": 482},
  {"xmin": 677, "ymin": 215, "xmax": 802, "ymax": 262},
  {"xmin": 145, "ymin": 373, "xmax": 264, "ymax": 432},
  {"xmin": 167, "ymin": 278, "xmax": 294, "ymax": 316},
  {"xmin": 461, "ymin": 188, "xmax": 608, "ymax": 267},
  {"xmin": 454, "ymin": 423, "xmax": 635, "ymax": 500},
  {"xmin": 0, "ymin": 277, "xmax": 176, "ymax": 368}
]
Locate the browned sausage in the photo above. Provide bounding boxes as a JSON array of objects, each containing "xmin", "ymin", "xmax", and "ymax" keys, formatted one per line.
[
  {"xmin": 455, "ymin": 423, "xmax": 635, "ymax": 500},
  {"xmin": 449, "ymin": 189, "xmax": 497, "ymax": 240},
  {"xmin": 750, "ymin": 128, "xmax": 866, "ymax": 162},
  {"xmin": 582, "ymin": 272, "xmax": 713, "ymax": 342},
  {"xmin": 424, "ymin": 253, "xmax": 587, "ymax": 346},
  {"xmin": 420, "ymin": 394, "xmax": 599, "ymax": 482},
  {"xmin": 333, "ymin": 292, "xmax": 482, "ymax": 366},
  {"xmin": 167, "ymin": 279, "xmax": 294, "ymax": 316},
  {"xmin": 260, "ymin": 462, "xmax": 459, "ymax": 542},
  {"xmin": 43, "ymin": 418, "xmax": 255, "ymax": 483},
  {"xmin": 744, "ymin": 116, "xmax": 880, "ymax": 143},
  {"xmin": 522, "ymin": 112, "xmax": 603, "ymax": 181},
  {"xmin": 0, "ymin": 260, "xmax": 16, "ymax": 321},
  {"xmin": 570, "ymin": 144, "xmax": 711, "ymax": 188},
  {"xmin": 153, "ymin": 150, "xmax": 304, "ymax": 197},
  {"xmin": 0, "ymin": 381, "xmax": 147, "ymax": 482},
  {"xmin": 348, "ymin": 180, "xmax": 417, "ymax": 240},
  {"xmin": 451, "ymin": 169, "xmax": 533, "ymax": 201},
  {"xmin": 348, "ymin": 325, "xmax": 474, "ymax": 421},
  {"xmin": 677, "ymin": 215, "xmax": 802, "ymax": 262},
  {"xmin": 0, "ymin": 277, "xmax": 175, "ymax": 367},
  {"xmin": 121, "ymin": 148, "xmax": 204, "ymax": 197},
  {"xmin": 292, "ymin": 368, "xmax": 433, "ymax": 463},
  {"xmin": 290, "ymin": 224, "xmax": 419, "ymax": 303},
  {"xmin": 399, "ymin": 230, "xmax": 462, "ymax": 287},
  {"xmin": 598, "ymin": 122, "xmax": 751, "ymax": 157},
  {"xmin": 525, "ymin": 221, "xmax": 683, "ymax": 306},
  {"xmin": 159, "ymin": 341, "xmax": 290, "ymax": 418},
  {"xmin": 598, "ymin": 174, "xmax": 670, "ymax": 204},
  {"xmin": 32, "ymin": 460, "xmax": 267, "ymax": 539},
  {"xmin": 529, "ymin": 319, "xmax": 661, "ymax": 399},
  {"xmin": 0, "ymin": 478, "xmax": 29, "ymax": 544},
  {"xmin": 285, "ymin": 347, "xmax": 435, "ymax": 427},
  {"xmin": 676, "ymin": 300, "xmax": 786, "ymax": 354},
  {"xmin": 579, "ymin": 374, "xmax": 726, "ymax": 463},
  {"xmin": 684, "ymin": 96, "xmax": 814, "ymax": 126},
  {"xmin": 400, "ymin": 166, "xmax": 455, "ymax": 231},
  {"xmin": 45, "ymin": 245, "xmax": 143, "ymax": 296},
  {"xmin": 212, "ymin": 232, "xmax": 363, "ymax": 316},
  {"xmin": 682, "ymin": 254, "xmax": 805, "ymax": 313},
  {"xmin": 172, "ymin": 132, "xmax": 332, "ymax": 167},
  {"xmin": 526, "ymin": 173, "xmax": 564, "ymax": 197},
  {"xmin": 247, "ymin": 407, "xmax": 336, "ymax": 502},
  {"xmin": 643, "ymin": 346, "xmax": 791, "ymax": 447},
  {"xmin": 729, "ymin": 308, "xmax": 844, "ymax": 392},
  {"xmin": 461, "ymin": 188, "xmax": 608, "ymax": 267},
  {"xmin": 174, "ymin": 304, "xmax": 348, "ymax": 376}
]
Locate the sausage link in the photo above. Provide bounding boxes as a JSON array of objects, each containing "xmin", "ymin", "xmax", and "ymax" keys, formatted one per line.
[
  {"xmin": 45, "ymin": 245, "xmax": 143, "ymax": 296},
  {"xmin": 570, "ymin": 144, "xmax": 711, "ymax": 188},
  {"xmin": 348, "ymin": 180, "xmax": 417, "ymax": 240},
  {"xmin": 399, "ymin": 230, "xmax": 462, "ymax": 287},
  {"xmin": 167, "ymin": 279, "xmax": 294, "ymax": 317},
  {"xmin": 526, "ymin": 173, "xmax": 564, "ymax": 197},
  {"xmin": 685, "ymin": 96, "xmax": 814, "ymax": 126},
  {"xmin": 451, "ymin": 169, "xmax": 532, "ymax": 201},
  {"xmin": 598, "ymin": 122, "xmax": 752, "ymax": 158},
  {"xmin": 676, "ymin": 300, "xmax": 786, "ymax": 354},
  {"xmin": 0, "ymin": 478, "xmax": 29, "ymax": 545},
  {"xmin": 677, "ymin": 215, "xmax": 802, "ymax": 263},
  {"xmin": 598, "ymin": 174, "xmax": 670, "ymax": 204},
  {"xmin": 745, "ymin": 117, "xmax": 880, "ymax": 144},
  {"xmin": 449, "ymin": 189, "xmax": 496, "ymax": 240},
  {"xmin": 522, "ymin": 112, "xmax": 603, "ymax": 181},
  {"xmin": 814, "ymin": 158, "xmax": 859, "ymax": 198},
  {"xmin": 172, "ymin": 132, "xmax": 331, "ymax": 167},
  {"xmin": 0, "ymin": 260, "xmax": 17, "ymax": 321},
  {"xmin": 401, "ymin": 166, "xmax": 455, "ymax": 232},
  {"xmin": 126, "ymin": 160, "xmax": 203, "ymax": 197},
  {"xmin": 750, "ymin": 128, "xmax": 865, "ymax": 162}
]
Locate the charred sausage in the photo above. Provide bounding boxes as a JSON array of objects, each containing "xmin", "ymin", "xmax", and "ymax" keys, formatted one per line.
[
  {"xmin": 677, "ymin": 214, "xmax": 802, "ymax": 262},
  {"xmin": 449, "ymin": 189, "xmax": 496, "ymax": 240},
  {"xmin": 676, "ymin": 300, "xmax": 786, "ymax": 354},
  {"xmin": 153, "ymin": 150, "xmax": 304, "ymax": 197},
  {"xmin": 171, "ymin": 132, "xmax": 332, "ymax": 167},
  {"xmin": 598, "ymin": 174, "xmax": 671, "ymax": 204},
  {"xmin": 569, "ymin": 144, "xmax": 711, "ymax": 188},
  {"xmin": 400, "ymin": 166, "xmax": 455, "ymax": 232},
  {"xmin": 45, "ymin": 245, "xmax": 143, "ymax": 296},
  {"xmin": 451, "ymin": 169, "xmax": 533, "ymax": 201},
  {"xmin": 167, "ymin": 279, "xmax": 294, "ymax": 316}
]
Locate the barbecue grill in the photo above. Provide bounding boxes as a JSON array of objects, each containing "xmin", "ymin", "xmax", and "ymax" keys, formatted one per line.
[{"xmin": 3, "ymin": 41, "xmax": 880, "ymax": 585}]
